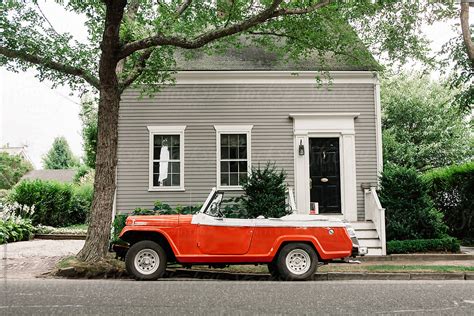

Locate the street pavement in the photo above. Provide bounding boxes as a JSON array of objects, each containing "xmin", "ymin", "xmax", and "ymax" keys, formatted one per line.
[{"xmin": 1, "ymin": 279, "xmax": 473, "ymax": 315}]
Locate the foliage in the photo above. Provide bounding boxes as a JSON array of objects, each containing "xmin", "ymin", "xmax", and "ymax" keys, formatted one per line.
[
  {"xmin": 111, "ymin": 214, "xmax": 128, "ymax": 243},
  {"xmin": 379, "ymin": 163, "xmax": 447, "ymax": 241},
  {"xmin": 240, "ymin": 163, "xmax": 289, "ymax": 218},
  {"xmin": 424, "ymin": 162, "xmax": 474, "ymax": 240},
  {"xmin": 7, "ymin": 180, "xmax": 91, "ymax": 227},
  {"xmin": 73, "ymin": 165, "xmax": 92, "ymax": 184},
  {"xmin": 35, "ymin": 224, "xmax": 88, "ymax": 235},
  {"xmin": 153, "ymin": 200, "xmax": 173, "ymax": 213},
  {"xmin": 0, "ymin": 152, "xmax": 33, "ymax": 190},
  {"xmin": 42, "ymin": 137, "xmax": 80, "ymax": 170},
  {"xmin": 387, "ymin": 238, "xmax": 460, "ymax": 254},
  {"xmin": 381, "ymin": 74, "xmax": 473, "ymax": 171},
  {"xmin": 79, "ymin": 97, "xmax": 98, "ymax": 169},
  {"xmin": 0, "ymin": 211, "xmax": 34, "ymax": 244},
  {"xmin": 131, "ymin": 207, "xmax": 156, "ymax": 216}
]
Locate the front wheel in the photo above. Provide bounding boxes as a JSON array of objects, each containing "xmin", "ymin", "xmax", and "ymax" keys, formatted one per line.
[
  {"xmin": 125, "ymin": 240, "xmax": 167, "ymax": 280},
  {"xmin": 276, "ymin": 243, "xmax": 318, "ymax": 281}
]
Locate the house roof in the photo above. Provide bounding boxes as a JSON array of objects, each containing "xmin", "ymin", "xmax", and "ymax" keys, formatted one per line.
[{"xmin": 21, "ymin": 169, "xmax": 76, "ymax": 183}]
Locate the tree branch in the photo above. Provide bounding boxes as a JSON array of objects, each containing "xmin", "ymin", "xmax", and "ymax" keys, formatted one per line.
[
  {"xmin": 177, "ymin": 0, "xmax": 192, "ymax": 15},
  {"xmin": 460, "ymin": 1, "xmax": 474, "ymax": 67},
  {"xmin": 119, "ymin": 48, "xmax": 154, "ymax": 92},
  {"xmin": 0, "ymin": 46, "xmax": 100, "ymax": 89},
  {"xmin": 119, "ymin": 0, "xmax": 331, "ymax": 59}
]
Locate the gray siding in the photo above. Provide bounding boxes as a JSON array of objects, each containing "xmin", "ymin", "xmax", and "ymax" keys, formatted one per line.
[{"xmin": 117, "ymin": 83, "xmax": 378, "ymax": 220}]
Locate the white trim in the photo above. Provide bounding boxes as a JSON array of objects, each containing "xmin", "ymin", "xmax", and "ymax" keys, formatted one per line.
[
  {"xmin": 191, "ymin": 213, "xmax": 347, "ymax": 228},
  {"xmin": 374, "ymin": 76, "xmax": 383, "ymax": 181},
  {"xmin": 147, "ymin": 125, "xmax": 186, "ymax": 191},
  {"xmin": 214, "ymin": 125, "xmax": 253, "ymax": 190},
  {"xmin": 291, "ymin": 113, "xmax": 358, "ymax": 222},
  {"xmin": 175, "ymin": 71, "xmax": 377, "ymax": 85}
]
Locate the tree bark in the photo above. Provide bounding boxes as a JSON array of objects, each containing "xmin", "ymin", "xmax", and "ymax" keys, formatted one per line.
[
  {"xmin": 460, "ymin": 1, "xmax": 474, "ymax": 68},
  {"xmin": 77, "ymin": 0, "xmax": 126, "ymax": 262}
]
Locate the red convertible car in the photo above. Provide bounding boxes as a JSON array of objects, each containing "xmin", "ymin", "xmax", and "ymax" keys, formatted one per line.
[{"xmin": 117, "ymin": 189, "xmax": 366, "ymax": 281}]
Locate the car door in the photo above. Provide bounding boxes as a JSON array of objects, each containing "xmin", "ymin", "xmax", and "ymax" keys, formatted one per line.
[{"xmin": 196, "ymin": 215, "xmax": 254, "ymax": 255}]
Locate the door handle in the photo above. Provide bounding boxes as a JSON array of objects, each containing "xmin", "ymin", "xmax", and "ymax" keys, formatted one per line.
[{"xmin": 320, "ymin": 178, "xmax": 329, "ymax": 183}]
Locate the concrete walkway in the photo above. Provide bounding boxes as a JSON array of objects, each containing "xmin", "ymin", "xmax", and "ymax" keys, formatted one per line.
[{"xmin": 0, "ymin": 239, "xmax": 84, "ymax": 279}]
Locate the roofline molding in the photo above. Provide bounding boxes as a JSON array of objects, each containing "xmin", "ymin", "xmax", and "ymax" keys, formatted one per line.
[{"xmin": 174, "ymin": 71, "xmax": 378, "ymax": 85}]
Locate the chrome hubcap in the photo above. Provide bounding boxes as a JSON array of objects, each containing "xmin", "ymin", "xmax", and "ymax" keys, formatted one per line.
[
  {"xmin": 134, "ymin": 249, "xmax": 159, "ymax": 275},
  {"xmin": 286, "ymin": 249, "xmax": 311, "ymax": 275}
]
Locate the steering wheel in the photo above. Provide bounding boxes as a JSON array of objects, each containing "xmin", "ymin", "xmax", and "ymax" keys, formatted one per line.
[{"xmin": 208, "ymin": 195, "xmax": 224, "ymax": 217}]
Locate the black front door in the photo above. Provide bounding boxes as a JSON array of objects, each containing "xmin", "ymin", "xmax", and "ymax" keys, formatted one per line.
[{"xmin": 309, "ymin": 138, "xmax": 341, "ymax": 214}]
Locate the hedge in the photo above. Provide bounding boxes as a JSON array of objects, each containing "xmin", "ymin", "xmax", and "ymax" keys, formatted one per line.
[
  {"xmin": 7, "ymin": 180, "xmax": 92, "ymax": 227},
  {"xmin": 424, "ymin": 162, "xmax": 474, "ymax": 240},
  {"xmin": 387, "ymin": 238, "xmax": 460, "ymax": 254},
  {"xmin": 379, "ymin": 163, "xmax": 447, "ymax": 241}
]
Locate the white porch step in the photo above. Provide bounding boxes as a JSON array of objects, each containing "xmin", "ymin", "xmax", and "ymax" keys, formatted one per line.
[
  {"xmin": 355, "ymin": 230, "xmax": 379, "ymax": 239},
  {"xmin": 359, "ymin": 239, "xmax": 382, "ymax": 248},
  {"xmin": 367, "ymin": 248, "xmax": 383, "ymax": 256},
  {"xmin": 349, "ymin": 221, "xmax": 375, "ymax": 230}
]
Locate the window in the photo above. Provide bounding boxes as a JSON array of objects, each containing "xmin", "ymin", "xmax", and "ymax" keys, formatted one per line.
[
  {"xmin": 148, "ymin": 126, "xmax": 185, "ymax": 191},
  {"xmin": 215, "ymin": 125, "xmax": 253, "ymax": 189}
]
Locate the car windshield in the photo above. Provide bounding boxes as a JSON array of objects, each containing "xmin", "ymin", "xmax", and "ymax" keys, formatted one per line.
[{"xmin": 203, "ymin": 191, "xmax": 224, "ymax": 217}]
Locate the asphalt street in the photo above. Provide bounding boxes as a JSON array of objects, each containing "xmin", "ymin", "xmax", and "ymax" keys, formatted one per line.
[{"xmin": 1, "ymin": 279, "xmax": 473, "ymax": 315}]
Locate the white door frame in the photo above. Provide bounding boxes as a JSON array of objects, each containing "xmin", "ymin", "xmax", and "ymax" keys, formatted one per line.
[{"xmin": 290, "ymin": 113, "xmax": 359, "ymax": 222}]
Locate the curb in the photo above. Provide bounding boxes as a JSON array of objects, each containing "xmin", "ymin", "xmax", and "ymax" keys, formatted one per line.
[
  {"xmin": 34, "ymin": 234, "xmax": 86, "ymax": 240},
  {"xmin": 360, "ymin": 254, "xmax": 474, "ymax": 262},
  {"xmin": 168, "ymin": 269, "xmax": 474, "ymax": 281}
]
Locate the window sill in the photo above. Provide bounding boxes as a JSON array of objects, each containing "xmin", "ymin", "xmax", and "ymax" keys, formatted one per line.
[
  {"xmin": 217, "ymin": 186, "xmax": 244, "ymax": 191},
  {"xmin": 148, "ymin": 187, "xmax": 185, "ymax": 192}
]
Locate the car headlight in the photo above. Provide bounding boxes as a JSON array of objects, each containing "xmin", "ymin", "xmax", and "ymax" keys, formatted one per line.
[{"xmin": 346, "ymin": 226, "xmax": 357, "ymax": 238}]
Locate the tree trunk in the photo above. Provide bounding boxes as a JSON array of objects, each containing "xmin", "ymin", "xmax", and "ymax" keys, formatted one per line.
[
  {"xmin": 460, "ymin": 1, "xmax": 474, "ymax": 68},
  {"xmin": 77, "ymin": 0, "xmax": 126, "ymax": 262}
]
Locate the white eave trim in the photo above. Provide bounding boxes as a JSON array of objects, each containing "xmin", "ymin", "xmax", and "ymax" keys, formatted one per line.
[{"xmin": 174, "ymin": 71, "xmax": 377, "ymax": 85}]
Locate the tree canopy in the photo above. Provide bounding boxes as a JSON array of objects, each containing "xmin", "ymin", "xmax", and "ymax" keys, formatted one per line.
[
  {"xmin": 79, "ymin": 97, "xmax": 98, "ymax": 169},
  {"xmin": 381, "ymin": 74, "xmax": 473, "ymax": 171},
  {"xmin": 42, "ymin": 136, "xmax": 79, "ymax": 169},
  {"xmin": 0, "ymin": 153, "xmax": 33, "ymax": 190}
]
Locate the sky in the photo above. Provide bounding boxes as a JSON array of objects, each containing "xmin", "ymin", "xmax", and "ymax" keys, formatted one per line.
[{"xmin": 0, "ymin": 2, "xmax": 470, "ymax": 169}]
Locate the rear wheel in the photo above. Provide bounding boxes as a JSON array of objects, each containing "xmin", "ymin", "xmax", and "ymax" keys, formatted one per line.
[
  {"xmin": 125, "ymin": 240, "xmax": 167, "ymax": 280},
  {"xmin": 276, "ymin": 243, "xmax": 318, "ymax": 281}
]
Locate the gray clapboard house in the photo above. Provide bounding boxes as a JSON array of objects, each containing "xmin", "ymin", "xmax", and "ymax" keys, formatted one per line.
[{"xmin": 116, "ymin": 46, "xmax": 386, "ymax": 255}]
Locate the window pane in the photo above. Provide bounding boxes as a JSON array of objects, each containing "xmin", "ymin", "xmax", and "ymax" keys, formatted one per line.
[
  {"xmin": 239, "ymin": 134, "xmax": 247, "ymax": 146},
  {"xmin": 221, "ymin": 161, "xmax": 229, "ymax": 172},
  {"xmin": 229, "ymin": 135, "xmax": 238, "ymax": 146},
  {"xmin": 171, "ymin": 135, "xmax": 180, "ymax": 147},
  {"xmin": 229, "ymin": 147, "xmax": 238, "ymax": 159},
  {"xmin": 221, "ymin": 134, "xmax": 229, "ymax": 146},
  {"xmin": 239, "ymin": 161, "xmax": 247, "ymax": 173},
  {"xmin": 239, "ymin": 172, "xmax": 247, "ymax": 184},
  {"xmin": 171, "ymin": 174, "xmax": 180, "ymax": 186},
  {"xmin": 171, "ymin": 146, "xmax": 180, "ymax": 160},
  {"xmin": 162, "ymin": 177, "xmax": 171, "ymax": 186},
  {"xmin": 230, "ymin": 161, "xmax": 238, "ymax": 172},
  {"xmin": 221, "ymin": 146, "xmax": 229, "ymax": 159},
  {"xmin": 153, "ymin": 162, "xmax": 159, "ymax": 173},
  {"xmin": 221, "ymin": 173, "xmax": 229, "ymax": 186},
  {"xmin": 230, "ymin": 173, "xmax": 239, "ymax": 186},
  {"xmin": 170, "ymin": 162, "xmax": 180, "ymax": 174},
  {"xmin": 238, "ymin": 146, "xmax": 247, "ymax": 159}
]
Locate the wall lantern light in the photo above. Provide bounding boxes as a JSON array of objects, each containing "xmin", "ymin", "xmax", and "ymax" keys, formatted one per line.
[{"xmin": 298, "ymin": 140, "xmax": 305, "ymax": 156}]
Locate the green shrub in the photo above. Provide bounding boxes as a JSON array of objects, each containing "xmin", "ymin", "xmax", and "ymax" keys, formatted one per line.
[
  {"xmin": 0, "ymin": 214, "xmax": 34, "ymax": 244},
  {"xmin": 424, "ymin": 162, "xmax": 474, "ymax": 240},
  {"xmin": 7, "ymin": 180, "xmax": 91, "ymax": 227},
  {"xmin": 132, "ymin": 207, "xmax": 156, "ymax": 215},
  {"xmin": 73, "ymin": 165, "xmax": 92, "ymax": 183},
  {"xmin": 240, "ymin": 163, "xmax": 290, "ymax": 218},
  {"xmin": 379, "ymin": 163, "xmax": 447, "ymax": 241},
  {"xmin": 111, "ymin": 214, "xmax": 128, "ymax": 243},
  {"xmin": 387, "ymin": 238, "xmax": 460, "ymax": 254}
]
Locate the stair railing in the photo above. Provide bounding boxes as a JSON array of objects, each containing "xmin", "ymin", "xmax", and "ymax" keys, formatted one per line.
[{"xmin": 364, "ymin": 187, "xmax": 386, "ymax": 255}]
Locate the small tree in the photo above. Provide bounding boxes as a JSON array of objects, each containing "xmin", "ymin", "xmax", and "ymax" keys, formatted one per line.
[
  {"xmin": 379, "ymin": 163, "xmax": 447, "ymax": 241},
  {"xmin": 42, "ymin": 137, "xmax": 79, "ymax": 169},
  {"xmin": 0, "ymin": 152, "xmax": 33, "ymax": 189},
  {"xmin": 240, "ymin": 163, "xmax": 289, "ymax": 219}
]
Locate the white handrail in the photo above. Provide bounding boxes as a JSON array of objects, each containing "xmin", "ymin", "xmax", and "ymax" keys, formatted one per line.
[{"xmin": 364, "ymin": 187, "xmax": 386, "ymax": 255}]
